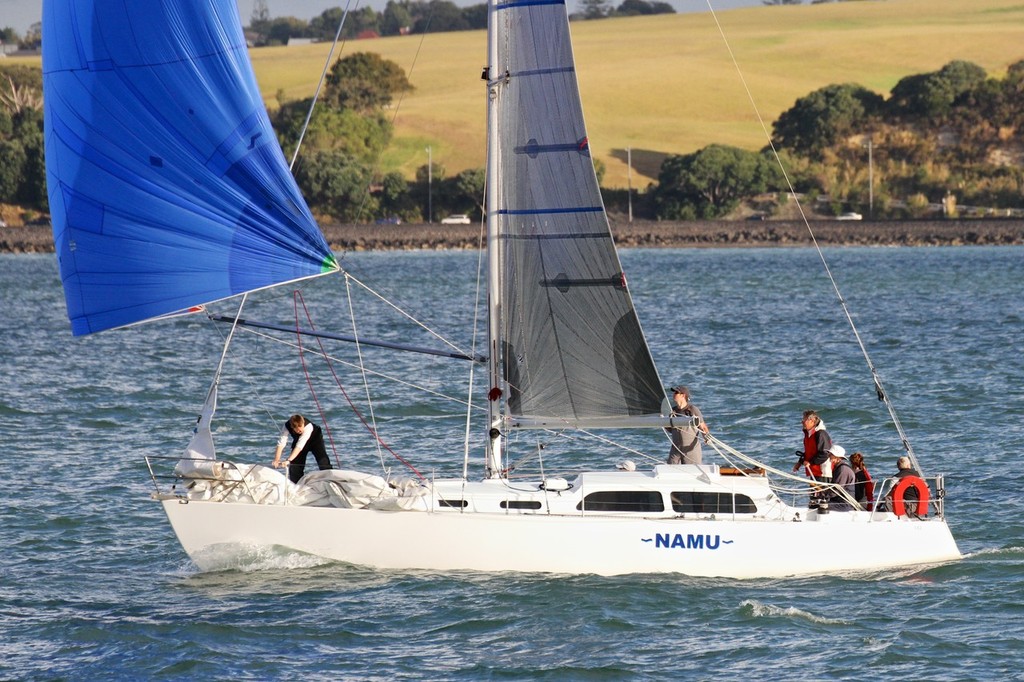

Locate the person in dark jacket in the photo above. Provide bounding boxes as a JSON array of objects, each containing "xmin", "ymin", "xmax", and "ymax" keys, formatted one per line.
[
  {"xmin": 850, "ymin": 451, "xmax": 875, "ymax": 510},
  {"xmin": 272, "ymin": 414, "xmax": 333, "ymax": 484},
  {"xmin": 826, "ymin": 446, "xmax": 856, "ymax": 511}
]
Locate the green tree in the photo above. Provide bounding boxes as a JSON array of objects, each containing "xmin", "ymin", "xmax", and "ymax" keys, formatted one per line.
[
  {"xmin": 413, "ymin": 1, "xmax": 470, "ymax": 33},
  {"xmin": 15, "ymin": 108, "xmax": 46, "ymax": 208},
  {"xmin": 274, "ymin": 101, "xmax": 392, "ymax": 166},
  {"xmin": 0, "ymin": 68, "xmax": 45, "ymax": 209},
  {"xmin": 324, "ymin": 52, "xmax": 414, "ymax": 113},
  {"xmin": 0, "ymin": 138, "xmax": 27, "ymax": 202},
  {"xmin": 339, "ymin": 7, "xmax": 381, "ymax": 39},
  {"xmin": 294, "ymin": 150, "xmax": 377, "ymax": 222},
  {"xmin": 462, "ymin": 3, "xmax": 489, "ymax": 29},
  {"xmin": 377, "ymin": 170, "xmax": 418, "ymax": 220},
  {"xmin": 772, "ymin": 83, "xmax": 883, "ymax": 155},
  {"xmin": 446, "ymin": 167, "xmax": 485, "ymax": 216},
  {"xmin": 22, "ymin": 22, "xmax": 41, "ymax": 50},
  {"xmin": 580, "ymin": 0, "xmax": 612, "ymax": 19},
  {"xmin": 616, "ymin": 0, "xmax": 674, "ymax": 15},
  {"xmin": 308, "ymin": 8, "xmax": 345, "ymax": 40},
  {"xmin": 250, "ymin": 0, "xmax": 270, "ymax": 29},
  {"xmin": 264, "ymin": 17, "xmax": 309, "ymax": 46},
  {"xmin": 381, "ymin": 1, "xmax": 414, "ymax": 36},
  {"xmin": 0, "ymin": 27, "xmax": 21, "ymax": 45},
  {"xmin": 654, "ymin": 145, "xmax": 779, "ymax": 219},
  {"xmin": 889, "ymin": 60, "xmax": 987, "ymax": 121}
]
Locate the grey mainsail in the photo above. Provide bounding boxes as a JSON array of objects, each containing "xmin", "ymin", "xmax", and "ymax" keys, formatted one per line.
[{"xmin": 492, "ymin": 0, "xmax": 663, "ymax": 423}]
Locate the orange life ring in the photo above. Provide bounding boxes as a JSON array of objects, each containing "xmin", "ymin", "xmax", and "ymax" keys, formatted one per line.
[{"xmin": 892, "ymin": 476, "xmax": 930, "ymax": 517}]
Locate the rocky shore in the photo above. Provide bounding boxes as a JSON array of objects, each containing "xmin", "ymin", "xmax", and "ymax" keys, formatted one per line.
[{"xmin": 3, "ymin": 218, "xmax": 1023, "ymax": 254}]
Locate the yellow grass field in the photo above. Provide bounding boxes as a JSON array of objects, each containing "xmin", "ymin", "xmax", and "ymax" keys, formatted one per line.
[
  {"xmin": 18, "ymin": 0, "xmax": 1024, "ymax": 188},
  {"xmin": 251, "ymin": 0, "xmax": 1024, "ymax": 188}
]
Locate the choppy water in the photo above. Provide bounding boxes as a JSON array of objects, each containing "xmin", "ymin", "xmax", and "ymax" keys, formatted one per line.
[{"xmin": 1, "ymin": 246, "xmax": 1022, "ymax": 680}]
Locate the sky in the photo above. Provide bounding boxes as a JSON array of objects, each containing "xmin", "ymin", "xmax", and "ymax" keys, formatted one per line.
[{"xmin": 0, "ymin": 0, "xmax": 764, "ymax": 36}]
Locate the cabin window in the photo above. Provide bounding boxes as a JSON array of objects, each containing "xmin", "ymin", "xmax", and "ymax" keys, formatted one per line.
[
  {"xmin": 670, "ymin": 492, "xmax": 757, "ymax": 514},
  {"xmin": 438, "ymin": 499, "xmax": 467, "ymax": 508},
  {"xmin": 577, "ymin": 491, "xmax": 664, "ymax": 513},
  {"xmin": 501, "ymin": 500, "xmax": 543, "ymax": 510}
]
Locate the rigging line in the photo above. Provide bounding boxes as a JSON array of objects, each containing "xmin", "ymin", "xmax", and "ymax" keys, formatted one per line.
[
  {"xmin": 341, "ymin": 270, "xmax": 474, "ymax": 356},
  {"xmin": 288, "ymin": 0, "xmax": 355, "ymax": 171},
  {"xmin": 705, "ymin": 0, "xmax": 920, "ymax": 473},
  {"xmin": 211, "ymin": 295, "xmax": 246, "ymax": 389},
  {"xmin": 703, "ymin": 433, "xmax": 851, "ymax": 503},
  {"xmin": 512, "ymin": 422, "xmax": 656, "ymax": 465},
  {"xmin": 293, "ymin": 292, "xmax": 342, "ymax": 466},
  {"xmin": 204, "ymin": 304, "xmax": 281, "ymax": 431},
  {"xmin": 350, "ymin": 2, "xmax": 440, "ymax": 224},
  {"xmin": 195, "ymin": 296, "xmax": 252, "ymax": 445},
  {"xmin": 229, "ymin": 324, "xmax": 484, "ymax": 413},
  {"xmin": 294, "ymin": 290, "xmax": 425, "ymax": 481},
  {"xmin": 572, "ymin": 428, "xmax": 659, "ymax": 463},
  {"xmin": 344, "ymin": 274, "xmax": 387, "ymax": 473},
  {"xmin": 464, "ymin": 218, "xmax": 489, "ymax": 479}
]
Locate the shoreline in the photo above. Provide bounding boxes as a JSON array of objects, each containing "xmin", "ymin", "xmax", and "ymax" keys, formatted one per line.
[{"xmin": 3, "ymin": 219, "xmax": 1023, "ymax": 254}]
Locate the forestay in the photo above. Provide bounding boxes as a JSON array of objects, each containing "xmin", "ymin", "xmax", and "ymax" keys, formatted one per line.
[
  {"xmin": 42, "ymin": 0, "xmax": 337, "ymax": 336},
  {"xmin": 492, "ymin": 0, "xmax": 663, "ymax": 424}
]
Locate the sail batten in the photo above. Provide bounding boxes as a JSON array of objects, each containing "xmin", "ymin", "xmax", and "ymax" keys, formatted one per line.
[
  {"xmin": 499, "ymin": 208, "xmax": 604, "ymax": 217},
  {"xmin": 493, "ymin": 1, "xmax": 664, "ymax": 422},
  {"xmin": 43, "ymin": 0, "xmax": 336, "ymax": 337}
]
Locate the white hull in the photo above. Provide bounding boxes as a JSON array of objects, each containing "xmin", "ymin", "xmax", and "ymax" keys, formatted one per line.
[{"xmin": 159, "ymin": 467, "xmax": 961, "ymax": 578}]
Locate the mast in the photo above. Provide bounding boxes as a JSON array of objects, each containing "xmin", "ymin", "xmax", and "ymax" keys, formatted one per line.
[{"xmin": 484, "ymin": 0, "xmax": 504, "ymax": 478}]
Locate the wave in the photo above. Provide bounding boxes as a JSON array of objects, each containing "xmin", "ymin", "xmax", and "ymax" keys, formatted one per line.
[
  {"xmin": 740, "ymin": 599, "xmax": 849, "ymax": 625},
  {"xmin": 185, "ymin": 542, "xmax": 335, "ymax": 574},
  {"xmin": 964, "ymin": 545, "xmax": 1024, "ymax": 558}
]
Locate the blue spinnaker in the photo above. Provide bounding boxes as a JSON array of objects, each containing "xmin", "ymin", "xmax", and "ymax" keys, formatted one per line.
[{"xmin": 42, "ymin": 0, "xmax": 337, "ymax": 336}]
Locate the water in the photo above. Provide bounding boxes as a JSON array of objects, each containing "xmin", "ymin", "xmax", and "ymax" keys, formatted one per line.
[{"xmin": 2, "ymin": 246, "xmax": 1022, "ymax": 680}]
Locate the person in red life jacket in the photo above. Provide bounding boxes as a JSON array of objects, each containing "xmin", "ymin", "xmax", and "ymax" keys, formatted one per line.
[
  {"xmin": 793, "ymin": 410, "xmax": 832, "ymax": 480},
  {"xmin": 850, "ymin": 451, "xmax": 875, "ymax": 510},
  {"xmin": 272, "ymin": 414, "xmax": 333, "ymax": 484}
]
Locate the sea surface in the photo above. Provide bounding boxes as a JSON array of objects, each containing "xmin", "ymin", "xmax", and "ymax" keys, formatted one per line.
[{"xmin": 1, "ymin": 246, "xmax": 1022, "ymax": 680}]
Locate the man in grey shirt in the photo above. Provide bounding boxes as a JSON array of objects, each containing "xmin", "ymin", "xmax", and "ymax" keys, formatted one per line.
[{"xmin": 666, "ymin": 385, "xmax": 710, "ymax": 465}]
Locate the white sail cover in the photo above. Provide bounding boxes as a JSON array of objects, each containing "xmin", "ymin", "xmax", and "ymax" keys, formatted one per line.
[{"xmin": 493, "ymin": 0, "xmax": 663, "ymax": 422}]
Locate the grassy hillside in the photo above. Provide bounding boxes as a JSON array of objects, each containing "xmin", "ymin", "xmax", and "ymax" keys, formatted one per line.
[
  {"xmin": 252, "ymin": 0, "xmax": 1024, "ymax": 188},
  {"xmin": 20, "ymin": 0, "xmax": 1024, "ymax": 189}
]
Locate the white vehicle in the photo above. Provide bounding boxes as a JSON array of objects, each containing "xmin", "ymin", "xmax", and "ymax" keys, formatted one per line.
[
  {"xmin": 837, "ymin": 211, "xmax": 863, "ymax": 220},
  {"xmin": 46, "ymin": 0, "xmax": 960, "ymax": 578},
  {"xmin": 441, "ymin": 214, "xmax": 471, "ymax": 224}
]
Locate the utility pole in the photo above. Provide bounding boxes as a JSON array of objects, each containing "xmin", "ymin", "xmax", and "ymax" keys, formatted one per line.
[
  {"xmin": 866, "ymin": 138, "xmax": 873, "ymax": 218},
  {"xmin": 627, "ymin": 147, "xmax": 633, "ymax": 223}
]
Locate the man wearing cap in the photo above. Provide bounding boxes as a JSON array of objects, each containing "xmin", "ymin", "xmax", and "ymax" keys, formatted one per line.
[
  {"xmin": 666, "ymin": 385, "xmax": 710, "ymax": 465},
  {"xmin": 826, "ymin": 445, "xmax": 856, "ymax": 511}
]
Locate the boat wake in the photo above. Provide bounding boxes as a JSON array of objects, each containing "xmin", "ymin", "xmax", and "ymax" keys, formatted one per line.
[
  {"xmin": 965, "ymin": 545, "xmax": 1024, "ymax": 557},
  {"xmin": 188, "ymin": 542, "xmax": 335, "ymax": 574},
  {"xmin": 740, "ymin": 599, "xmax": 849, "ymax": 625}
]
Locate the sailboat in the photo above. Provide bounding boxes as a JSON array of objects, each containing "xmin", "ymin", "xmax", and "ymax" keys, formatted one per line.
[{"xmin": 44, "ymin": 0, "xmax": 960, "ymax": 578}]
